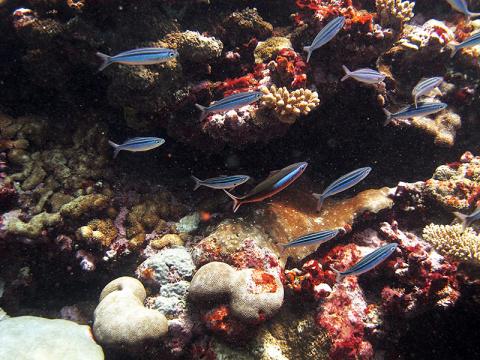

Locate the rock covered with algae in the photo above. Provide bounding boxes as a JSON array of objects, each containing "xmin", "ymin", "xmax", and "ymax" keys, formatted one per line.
[{"xmin": 0, "ymin": 315, "xmax": 104, "ymax": 360}]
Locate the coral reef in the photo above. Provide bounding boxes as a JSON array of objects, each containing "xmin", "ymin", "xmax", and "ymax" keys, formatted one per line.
[
  {"xmin": 410, "ymin": 110, "xmax": 462, "ymax": 147},
  {"xmin": 167, "ymin": 30, "xmax": 223, "ymax": 63},
  {"xmin": 254, "ymin": 37, "xmax": 293, "ymax": 64},
  {"xmin": 93, "ymin": 277, "xmax": 168, "ymax": 347},
  {"xmin": 376, "ymin": 0, "xmax": 415, "ymax": 30},
  {"xmin": 221, "ymin": 8, "xmax": 273, "ymax": 47},
  {"xmin": 425, "ymin": 152, "xmax": 480, "ymax": 211},
  {"xmin": 189, "ymin": 262, "xmax": 284, "ymax": 324},
  {"xmin": 0, "ymin": 315, "xmax": 104, "ymax": 359},
  {"xmin": 259, "ymin": 85, "xmax": 320, "ymax": 124},
  {"xmin": 423, "ymin": 223, "xmax": 480, "ymax": 264}
]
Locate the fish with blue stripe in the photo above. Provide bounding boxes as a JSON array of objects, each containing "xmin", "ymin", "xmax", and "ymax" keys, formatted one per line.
[
  {"xmin": 281, "ymin": 229, "xmax": 340, "ymax": 249},
  {"xmin": 412, "ymin": 77, "xmax": 444, "ymax": 108},
  {"xmin": 191, "ymin": 174, "xmax": 250, "ymax": 191},
  {"xmin": 341, "ymin": 65, "xmax": 386, "ymax": 84},
  {"xmin": 453, "ymin": 206, "xmax": 480, "ymax": 231},
  {"xmin": 446, "ymin": 0, "xmax": 480, "ymax": 18},
  {"xmin": 313, "ymin": 167, "xmax": 372, "ymax": 212},
  {"xmin": 96, "ymin": 47, "xmax": 178, "ymax": 72},
  {"xmin": 303, "ymin": 16, "xmax": 345, "ymax": 63},
  {"xmin": 223, "ymin": 162, "xmax": 308, "ymax": 213},
  {"xmin": 330, "ymin": 243, "xmax": 398, "ymax": 282},
  {"xmin": 446, "ymin": 31, "xmax": 480, "ymax": 58},
  {"xmin": 383, "ymin": 102, "xmax": 447, "ymax": 126},
  {"xmin": 195, "ymin": 91, "xmax": 263, "ymax": 122},
  {"xmin": 108, "ymin": 137, "xmax": 165, "ymax": 158}
]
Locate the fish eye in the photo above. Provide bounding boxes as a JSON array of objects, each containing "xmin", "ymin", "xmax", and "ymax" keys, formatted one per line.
[{"xmin": 170, "ymin": 52, "xmax": 175, "ymax": 57}]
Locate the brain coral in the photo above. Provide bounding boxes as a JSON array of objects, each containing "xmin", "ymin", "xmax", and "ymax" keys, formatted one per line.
[
  {"xmin": 189, "ymin": 262, "xmax": 284, "ymax": 323},
  {"xmin": 422, "ymin": 223, "xmax": 480, "ymax": 264},
  {"xmin": 93, "ymin": 277, "xmax": 168, "ymax": 347},
  {"xmin": 259, "ymin": 85, "xmax": 320, "ymax": 124}
]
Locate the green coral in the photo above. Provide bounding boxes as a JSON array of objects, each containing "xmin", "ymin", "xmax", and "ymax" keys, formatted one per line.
[
  {"xmin": 254, "ymin": 37, "xmax": 292, "ymax": 64},
  {"xmin": 60, "ymin": 194, "xmax": 110, "ymax": 219},
  {"xmin": 6, "ymin": 212, "xmax": 62, "ymax": 238}
]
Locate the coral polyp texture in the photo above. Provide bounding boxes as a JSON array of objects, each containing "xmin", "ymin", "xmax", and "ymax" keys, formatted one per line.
[
  {"xmin": 259, "ymin": 85, "xmax": 320, "ymax": 124},
  {"xmin": 189, "ymin": 262, "xmax": 284, "ymax": 324},
  {"xmin": 93, "ymin": 277, "xmax": 168, "ymax": 347},
  {"xmin": 425, "ymin": 152, "xmax": 480, "ymax": 211},
  {"xmin": 423, "ymin": 223, "xmax": 480, "ymax": 264},
  {"xmin": 376, "ymin": 0, "xmax": 415, "ymax": 30}
]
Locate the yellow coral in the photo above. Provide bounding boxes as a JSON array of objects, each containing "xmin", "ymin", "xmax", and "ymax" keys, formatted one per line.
[
  {"xmin": 77, "ymin": 219, "xmax": 117, "ymax": 247},
  {"xmin": 376, "ymin": 0, "xmax": 415, "ymax": 29},
  {"xmin": 422, "ymin": 223, "xmax": 480, "ymax": 263},
  {"xmin": 411, "ymin": 110, "xmax": 461, "ymax": 147},
  {"xmin": 259, "ymin": 85, "xmax": 320, "ymax": 124}
]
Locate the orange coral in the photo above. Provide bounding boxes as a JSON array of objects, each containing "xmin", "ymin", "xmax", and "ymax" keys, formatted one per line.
[{"xmin": 250, "ymin": 270, "xmax": 277, "ymax": 293}]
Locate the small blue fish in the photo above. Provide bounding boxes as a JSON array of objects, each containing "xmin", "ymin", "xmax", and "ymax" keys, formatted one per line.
[
  {"xmin": 191, "ymin": 174, "xmax": 250, "ymax": 191},
  {"xmin": 341, "ymin": 65, "xmax": 386, "ymax": 84},
  {"xmin": 304, "ymin": 16, "xmax": 345, "ymax": 63},
  {"xmin": 108, "ymin": 137, "xmax": 165, "ymax": 158},
  {"xmin": 195, "ymin": 91, "xmax": 263, "ymax": 121},
  {"xmin": 447, "ymin": 31, "xmax": 480, "ymax": 58},
  {"xmin": 96, "ymin": 47, "xmax": 178, "ymax": 71},
  {"xmin": 313, "ymin": 167, "xmax": 372, "ymax": 212},
  {"xmin": 330, "ymin": 243, "xmax": 398, "ymax": 282},
  {"xmin": 453, "ymin": 206, "xmax": 480, "ymax": 231},
  {"xmin": 412, "ymin": 77, "xmax": 444, "ymax": 107},
  {"xmin": 446, "ymin": 0, "xmax": 480, "ymax": 18},
  {"xmin": 281, "ymin": 229, "xmax": 340, "ymax": 249},
  {"xmin": 383, "ymin": 102, "xmax": 447, "ymax": 126}
]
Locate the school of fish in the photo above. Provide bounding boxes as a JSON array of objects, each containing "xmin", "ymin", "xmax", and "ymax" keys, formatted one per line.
[{"xmin": 97, "ymin": 2, "xmax": 480, "ymax": 281}]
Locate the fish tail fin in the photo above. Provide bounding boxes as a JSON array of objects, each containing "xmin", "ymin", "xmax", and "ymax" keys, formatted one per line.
[
  {"xmin": 468, "ymin": 11, "xmax": 480, "ymax": 19},
  {"xmin": 223, "ymin": 189, "xmax": 241, "ymax": 213},
  {"xmin": 446, "ymin": 43, "xmax": 458, "ymax": 58},
  {"xmin": 303, "ymin": 46, "xmax": 312, "ymax": 63},
  {"xmin": 195, "ymin": 104, "xmax": 207, "ymax": 121},
  {"xmin": 312, "ymin": 193, "xmax": 324, "ymax": 212},
  {"xmin": 329, "ymin": 264, "xmax": 344, "ymax": 283},
  {"xmin": 453, "ymin": 211, "xmax": 469, "ymax": 231},
  {"xmin": 340, "ymin": 65, "xmax": 351, "ymax": 81},
  {"xmin": 191, "ymin": 175, "xmax": 202, "ymax": 191},
  {"xmin": 96, "ymin": 52, "xmax": 112, "ymax": 72},
  {"xmin": 108, "ymin": 140, "xmax": 121, "ymax": 159},
  {"xmin": 382, "ymin": 108, "xmax": 392, "ymax": 126}
]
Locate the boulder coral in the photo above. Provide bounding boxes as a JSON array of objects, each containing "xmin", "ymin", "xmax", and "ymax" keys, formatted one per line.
[
  {"xmin": 93, "ymin": 277, "xmax": 168, "ymax": 347},
  {"xmin": 0, "ymin": 315, "xmax": 104, "ymax": 360},
  {"xmin": 189, "ymin": 262, "xmax": 284, "ymax": 324}
]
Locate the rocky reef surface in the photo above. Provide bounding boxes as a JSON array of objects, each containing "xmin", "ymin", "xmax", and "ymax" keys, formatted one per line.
[{"xmin": 1, "ymin": 0, "xmax": 480, "ymax": 359}]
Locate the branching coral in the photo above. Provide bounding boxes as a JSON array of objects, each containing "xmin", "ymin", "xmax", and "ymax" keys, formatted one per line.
[
  {"xmin": 423, "ymin": 223, "xmax": 480, "ymax": 264},
  {"xmin": 259, "ymin": 85, "xmax": 320, "ymax": 124},
  {"xmin": 376, "ymin": 0, "xmax": 415, "ymax": 30}
]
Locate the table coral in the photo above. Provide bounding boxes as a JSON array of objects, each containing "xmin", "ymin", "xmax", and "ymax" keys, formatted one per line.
[
  {"xmin": 423, "ymin": 223, "xmax": 480, "ymax": 264},
  {"xmin": 259, "ymin": 85, "xmax": 320, "ymax": 124}
]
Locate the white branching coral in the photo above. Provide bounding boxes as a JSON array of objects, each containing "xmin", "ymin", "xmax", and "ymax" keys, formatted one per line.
[
  {"xmin": 259, "ymin": 85, "xmax": 320, "ymax": 124},
  {"xmin": 376, "ymin": 0, "xmax": 415, "ymax": 30},
  {"xmin": 423, "ymin": 223, "xmax": 480, "ymax": 264}
]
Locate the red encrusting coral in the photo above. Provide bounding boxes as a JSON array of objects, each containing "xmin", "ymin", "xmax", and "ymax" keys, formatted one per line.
[
  {"xmin": 269, "ymin": 48, "xmax": 308, "ymax": 88},
  {"xmin": 293, "ymin": 0, "xmax": 374, "ymax": 32},
  {"xmin": 216, "ymin": 63, "xmax": 267, "ymax": 96},
  {"xmin": 250, "ymin": 270, "xmax": 277, "ymax": 293},
  {"xmin": 202, "ymin": 305, "xmax": 250, "ymax": 341}
]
